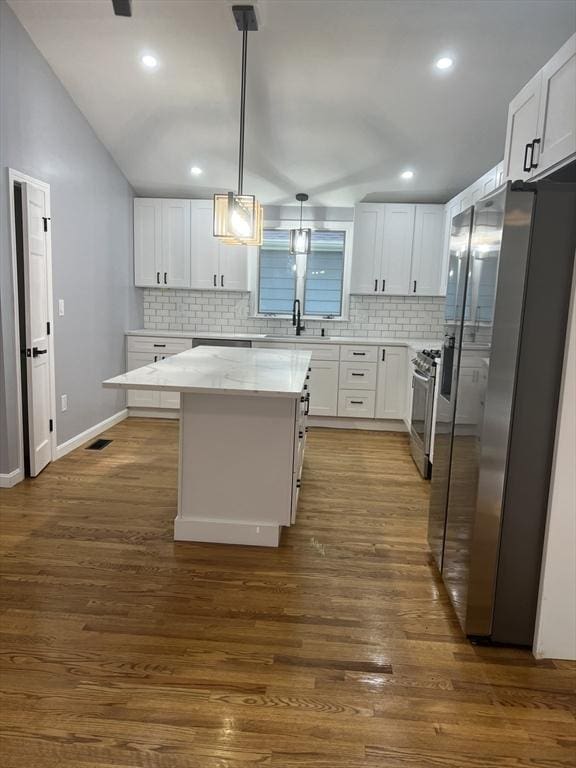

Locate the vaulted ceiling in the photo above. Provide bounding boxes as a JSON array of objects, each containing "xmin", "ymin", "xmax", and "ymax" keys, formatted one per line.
[{"xmin": 9, "ymin": 0, "xmax": 576, "ymax": 204}]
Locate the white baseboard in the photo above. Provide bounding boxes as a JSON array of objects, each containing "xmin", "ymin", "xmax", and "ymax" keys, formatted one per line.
[
  {"xmin": 127, "ymin": 408, "xmax": 180, "ymax": 420},
  {"xmin": 0, "ymin": 468, "xmax": 25, "ymax": 488},
  {"xmin": 55, "ymin": 409, "xmax": 128, "ymax": 460},
  {"xmin": 308, "ymin": 416, "xmax": 407, "ymax": 432},
  {"xmin": 174, "ymin": 517, "xmax": 282, "ymax": 547}
]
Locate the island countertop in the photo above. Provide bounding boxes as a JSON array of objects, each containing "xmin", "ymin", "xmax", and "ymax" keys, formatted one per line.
[{"xmin": 103, "ymin": 346, "xmax": 312, "ymax": 398}]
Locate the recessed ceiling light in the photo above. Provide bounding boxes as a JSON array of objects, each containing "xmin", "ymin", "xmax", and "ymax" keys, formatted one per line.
[
  {"xmin": 141, "ymin": 54, "xmax": 158, "ymax": 70},
  {"xmin": 400, "ymin": 170, "xmax": 415, "ymax": 180},
  {"xmin": 190, "ymin": 166, "xmax": 203, "ymax": 176},
  {"xmin": 435, "ymin": 56, "xmax": 454, "ymax": 71}
]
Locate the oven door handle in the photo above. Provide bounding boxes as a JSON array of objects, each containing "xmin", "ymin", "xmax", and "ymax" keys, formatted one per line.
[{"xmin": 413, "ymin": 370, "xmax": 431, "ymax": 383}]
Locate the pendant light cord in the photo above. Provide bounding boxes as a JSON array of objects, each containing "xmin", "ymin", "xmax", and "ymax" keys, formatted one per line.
[
  {"xmin": 237, "ymin": 24, "xmax": 248, "ymax": 195},
  {"xmin": 299, "ymin": 197, "xmax": 303, "ymax": 229}
]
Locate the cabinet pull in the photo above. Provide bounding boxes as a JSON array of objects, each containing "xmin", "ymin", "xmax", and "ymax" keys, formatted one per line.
[
  {"xmin": 352, "ymin": 352, "xmax": 365, "ymax": 356},
  {"xmin": 156, "ymin": 271, "xmax": 160, "ymax": 284},
  {"xmin": 163, "ymin": 272, "xmax": 167, "ymax": 284},
  {"xmin": 220, "ymin": 275, "xmax": 224, "ymax": 288},
  {"xmin": 381, "ymin": 279, "xmax": 385, "ymax": 292},
  {"xmin": 154, "ymin": 355, "xmax": 157, "ymax": 362},
  {"xmin": 351, "ymin": 372, "xmax": 365, "ymax": 377},
  {"xmin": 350, "ymin": 400, "xmax": 364, "ymax": 405},
  {"xmin": 523, "ymin": 142, "xmax": 533, "ymax": 173},
  {"xmin": 153, "ymin": 343, "xmax": 166, "ymax": 347},
  {"xmin": 299, "ymin": 431, "xmax": 304, "ymax": 439},
  {"xmin": 413, "ymin": 280, "xmax": 417, "ymax": 293},
  {"xmin": 531, "ymin": 138, "xmax": 541, "ymax": 169},
  {"xmin": 296, "ymin": 479, "xmax": 301, "ymax": 489},
  {"xmin": 305, "ymin": 392, "xmax": 310, "ymax": 416},
  {"xmin": 374, "ymin": 279, "xmax": 378, "ymax": 292},
  {"xmin": 213, "ymin": 274, "xmax": 217, "ymax": 287},
  {"xmin": 382, "ymin": 349, "xmax": 386, "ymax": 362}
]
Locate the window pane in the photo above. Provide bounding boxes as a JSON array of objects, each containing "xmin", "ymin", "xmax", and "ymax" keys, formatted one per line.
[
  {"xmin": 304, "ymin": 231, "xmax": 345, "ymax": 316},
  {"xmin": 258, "ymin": 230, "xmax": 296, "ymax": 314}
]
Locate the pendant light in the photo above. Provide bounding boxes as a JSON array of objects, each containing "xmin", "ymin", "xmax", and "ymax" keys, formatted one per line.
[
  {"xmin": 289, "ymin": 193, "xmax": 312, "ymax": 255},
  {"xmin": 213, "ymin": 5, "xmax": 263, "ymax": 247}
]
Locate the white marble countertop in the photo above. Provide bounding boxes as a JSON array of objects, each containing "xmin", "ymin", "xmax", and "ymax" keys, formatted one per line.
[
  {"xmin": 104, "ymin": 346, "xmax": 312, "ymax": 398},
  {"xmin": 126, "ymin": 329, "xmax": 442, "ymax": 349}
]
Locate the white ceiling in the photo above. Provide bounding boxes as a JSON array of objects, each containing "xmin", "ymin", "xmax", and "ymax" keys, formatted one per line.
[{"xmin": 9, "ymin": 0, "xmax": 576, "ymax": 205}]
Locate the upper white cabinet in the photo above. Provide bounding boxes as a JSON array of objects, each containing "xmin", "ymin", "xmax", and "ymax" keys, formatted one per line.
[
  {"xmin": 410, "ymin": 206, "xmax": 444, "ymax": 296},
  {"xmin": 351, "ymin": 203, "xmax": 444, "ymax": 296},
  {"xmin": 134, "ymin": 199, "xmax": 190, "ymax": 288},
  {"xmin": 135, "ymin": 198, "xmax": 248, "ymax": 291},
  {"xmin": 503, "ymin": 34, "xmax": 575, "ymax": 181}
]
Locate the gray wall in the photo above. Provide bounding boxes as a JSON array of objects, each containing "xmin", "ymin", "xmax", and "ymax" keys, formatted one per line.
[{"xmin": 0, "ymin": 0, "xmax": 141, "ymax": 475}]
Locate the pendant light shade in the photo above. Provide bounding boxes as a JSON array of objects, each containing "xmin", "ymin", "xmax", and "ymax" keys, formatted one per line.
[
  {"xmin": 213, "ymin": 6, "xmax": 263, "ymax": 247},
  {"xmin": 289, "ymin": 193, "xmax": 312, "ymax": 255}
]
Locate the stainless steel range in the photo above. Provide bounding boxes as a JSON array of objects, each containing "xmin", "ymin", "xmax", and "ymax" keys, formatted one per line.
[{"xmin": 409, "ymin": 349, "xmax": 441, "ymax": 479}]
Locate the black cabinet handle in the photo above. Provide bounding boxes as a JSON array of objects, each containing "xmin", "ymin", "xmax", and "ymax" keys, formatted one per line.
[
  {"xmin": 374, "ymin": 279, "xmax": 378, "ymax": 292},
  {"xmin": 351, "ymin": 372, "xmax": 365, "ymax": 377},
  {"xmin": 413, "ymin": 280, "xmax": 417, "ymax": 293},
  {"xmin": 381, "ymin": 279, "xmax": 385, "ymax": 292},
  {"xmin": 213, "ymin": 274, "xmax": 217, "ymax": 287},
  {"xmin": 156, "ymin": 271, "xmax": 160, "ymax": 284},
  {"xmin": 523, "ymin": 142, "xmax": 533, "ymax": 173},
  {"xmin": 531, "ymin": 138, "xmax": 541, "ymax": 169},
  {"xmin": 352, "ymin": 352, "xmax": 365, "ymax": 356},
  {"xmin": 221, "ymin": 275, "xmax": 224, "ymax": 288},
  {"xmin": 382, "ymin": 349, "xmax": 386, "ymax": 362},
  {"xmin": 299, "ymin": 431, "xmax": 304, "ymax": 439},
  {"xmin": 296, "ymin": 479, "xmax": 301, "ymax": 489},
  {"xmin": 154, "ymin": 355, "xmax": 157, "ymax": 362},
  {"xmin": 305, "ymin": 392, "xmax": 310, "ymax": 416},
  {"xmin": 350, "ymin": 400, "xmax": 364, "ymax": 405},
  {"xmin": 153, "ymin": 343, "xmax": 166, "ymax": 348},
  {"xmin": 163, "ymin": 272, "xmax": 167, "ymax": 284}
]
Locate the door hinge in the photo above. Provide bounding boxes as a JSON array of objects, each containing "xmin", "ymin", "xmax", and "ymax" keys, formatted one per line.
[
  {"xmin": 47, "ymin": 321, "xmax": 51, "ymax": 335},
  {"xmin": 42, "ymin": 216, "xmax": 51, "ymax": 232},
  {"xmin": 49, "ymin": 418, "xmax": 54, "ymax": 433}
]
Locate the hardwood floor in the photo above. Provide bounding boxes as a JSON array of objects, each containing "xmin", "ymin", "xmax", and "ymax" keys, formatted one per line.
[{"xmin": 0, "ymin": 419, "xmax": 574, "ymax": 767}]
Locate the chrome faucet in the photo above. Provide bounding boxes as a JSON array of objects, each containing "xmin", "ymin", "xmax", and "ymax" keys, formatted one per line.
[{"xmin": 292, "ymin": 299, "xmax": 305, "ymax": 336}]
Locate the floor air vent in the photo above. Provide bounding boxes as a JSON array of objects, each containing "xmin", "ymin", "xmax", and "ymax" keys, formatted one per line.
[{"xmin": 86, "ymin": 439, "xmax": 112, "ymax": 451}]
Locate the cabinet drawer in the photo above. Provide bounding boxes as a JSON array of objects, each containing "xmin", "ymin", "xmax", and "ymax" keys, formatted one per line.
[
  {"xmin": 338, "ymin": 390, "xmax": 376, "ymax": 418},
  {"xmin": 340, "ymin": 345, "xmax": 377, "ymax": 363},
  {"xmin": 127, "ymin": 336, "xmax": 192, "ymax": 354},
  {"xmin": 339, "ymin": 361, "xmax": 377, "ymax": 390},
  {"xmin": 297, "ymin": 344, "xmax": 340, "ymax": 361}
]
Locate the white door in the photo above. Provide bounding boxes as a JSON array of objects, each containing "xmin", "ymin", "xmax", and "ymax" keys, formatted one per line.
[
  {"xmin": 502, "ymin": 72, "xmax": 542, "ymax": 181},
  {"xmin": 162, "ymin": 199, "xmax": 191, "ymax": 288},
  {"xmin": 134, "ymin": 198, "xmax": 162, "ymax": 287},
  {"xmin": 534, "ymin": 34, "xmax": 576, "ymax": 176},
  {"xmin": 126, "ymin": 351, "xmax": 160, "ymax": 408},
  {"xmin": 218, "ymin": 241, "xmax": 248, "ymax": 291},
  {"xmin": 22, "ymin": 183, "xmax": 53, "ymax": 476},
  {"xmin": 410, "ymin": 205, "xmax": 444, "ymax": 296},
  {"xmin": 381, "ymin": 204, "xmax": 415, "ymax": 295},
  {"xmin": 190, "ymin": 200, "xmax": 220, "ymax": 289},
  {"xmin": 350, "ymin": 204, "xmax": 383, "ymax": 294},
  {"xmin": 375, "ymin": 346, "xmax": 407, "ymax": 420},
  {"xmin": 308, "ymin": 361, "xmax": 339, "ymax": 416}
]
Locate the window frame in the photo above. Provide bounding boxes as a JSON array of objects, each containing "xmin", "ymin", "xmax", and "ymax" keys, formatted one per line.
[{"xmin": 252, "ymin": 219, "xmax": 353, "ymax": 320}]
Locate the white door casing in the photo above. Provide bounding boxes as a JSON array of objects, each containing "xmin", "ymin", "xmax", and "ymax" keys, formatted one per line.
[{"xmin": 21, "ymin": 182, "xmax": 54, "ymax": 476}]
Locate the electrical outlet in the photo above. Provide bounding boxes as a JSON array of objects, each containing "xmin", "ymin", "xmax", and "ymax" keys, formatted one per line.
[
  {"xmin": 58, "ymin": 299, "xmax": 65, "ymax": 317},
  {"xmin": 61, "ymin": 394, "xmax": 68, "ymax": 412}
]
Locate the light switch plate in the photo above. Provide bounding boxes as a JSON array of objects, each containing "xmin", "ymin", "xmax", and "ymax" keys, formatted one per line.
[
  {"xmin": 58, "ymin": 299, "xmax": 65, "ymax": 317},
  {"xmin": 61, "ymin": 394, "xmax": 68, "ymax": 412}
]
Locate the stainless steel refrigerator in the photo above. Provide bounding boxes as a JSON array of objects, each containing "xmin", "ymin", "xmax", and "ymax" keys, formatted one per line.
[{"xmin": 429, "ymin": 180, "xmax": 576, "ymax": 645}]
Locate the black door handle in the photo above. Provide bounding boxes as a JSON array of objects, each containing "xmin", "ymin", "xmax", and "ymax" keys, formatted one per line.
[
  {"xmin": 374, "ymin": 279, "xmax": 377, "ymax": 292},
  {"xmin": 213, "ymin": 274, "xmax": 217, "ymax": 287},
  {"xmin": 221, "ymin": 275, "xmax": 224, "ymax": 288},
  {"xmin": 523, "ymin": 142, "xmax": 533, "ymax": 173},
  {"xmin": 32, "ymin": 347, "xmax": 47, "ymax": 357},
  {"xmin": 163, "ymin": 272, "xmax": 167, "ymax": 284},
  {"xmin": 413, "ymin": 280, "xmax": 417, "ymax": 293},
  {"xmin": 381, "ymin": 279, "xmax": 385, "ymax": 292},
  {"xmin": 531, "ymin": 138, "xmax": 541, "ymax": 169},
  {"xmin": 156, "ymin": 271, "xmax": 160, "ymax": 284}
]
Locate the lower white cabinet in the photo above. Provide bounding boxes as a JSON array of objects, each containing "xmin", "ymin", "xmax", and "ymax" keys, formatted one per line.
[
  {"xmin": 308, "ymin": 360, "xmax": 339, "ymax": 416},
  {"xmin": 375, "ymin": 346, "xmax": 407, "ymax": 420},
  {"xmin": 338, "ymin": 390, "xmax": 376, "ymax": 418},
  {"xmin": 339, "ymin": 361, "xmax": 377, "ymax": 390},
  {"xmin": 126, "ymin": 336, "xmax": 192, "ymax": 410}
]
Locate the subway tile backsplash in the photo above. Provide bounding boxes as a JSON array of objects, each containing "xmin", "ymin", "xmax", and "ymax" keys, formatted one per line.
[{"xmin": 143, "ymin": 289, "xmax": 446, "ymax": 340}]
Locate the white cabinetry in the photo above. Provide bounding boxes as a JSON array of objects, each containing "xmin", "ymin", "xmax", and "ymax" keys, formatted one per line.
[
  {"xmin": 351, "ymin": 203, "xmax": 444, "ymax": 296},
  {"xmin": 126, "ymin": 336, "xmax": 192, "ymax": 410},
  {"xmin": 134, "ymin": 199, "xmax": 191, "ymax": 288},
  {"xmin": 189, "ymin": 200, "xmax": 248, "ymax": 291},
  {"xmin": 503, "ymin": 34, "xmax": 575, "ymax": 181},
  {"xmin": 308, "ymin": 361, "xmax": 339, "ymax": 416},
  {"xmin": 375, "ymin": 346, "xmax": 407, "ymax": 420}
]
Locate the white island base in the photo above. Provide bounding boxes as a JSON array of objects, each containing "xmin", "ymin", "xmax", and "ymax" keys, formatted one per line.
[{"xmin": 175, "ymin": 391, "xmax": 306, "ymax": 546}]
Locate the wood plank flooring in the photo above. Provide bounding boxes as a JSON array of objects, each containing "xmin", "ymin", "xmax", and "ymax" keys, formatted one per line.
[{"xmin": 0, "ymin": 419, "xmax": 574, "ymax": 767}]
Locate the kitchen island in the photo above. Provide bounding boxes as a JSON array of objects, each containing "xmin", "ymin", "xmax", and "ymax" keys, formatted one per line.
[{"xmin": 103, "ymin": 346, "xmax": 312, "ymax": 546}]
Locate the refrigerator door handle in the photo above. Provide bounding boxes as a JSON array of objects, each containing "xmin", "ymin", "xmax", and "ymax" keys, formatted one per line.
[{"xmin": 523, "ymin": 142, "xmax": 533, "ymax": 173}]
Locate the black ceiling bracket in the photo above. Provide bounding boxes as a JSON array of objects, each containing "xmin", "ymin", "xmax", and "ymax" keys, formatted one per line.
[{"xmin": 232, "ymin": 5, "xmax": 258, "ymax": 32}]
